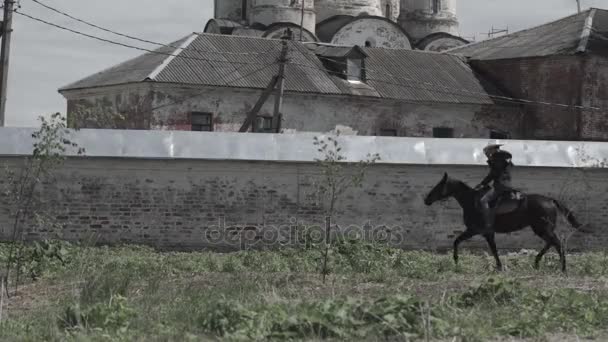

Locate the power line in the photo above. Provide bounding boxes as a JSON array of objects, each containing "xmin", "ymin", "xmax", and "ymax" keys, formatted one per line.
[
  {"xmin": 14, "ymin": 10, "xmax": 277, "ymax": 66},
  {"xmin": 224, "ymin": 61, "xmax": 277, "ymax": 85},
  {"xmin": 15, "ymin": 9, "xmax": 604, "ymax": 113},
  {"xmin": 287, "ymin": 58, "xmax": 603, "ymax": 111},
  {"xmin": 149, "ymin": 61, "xmax": 279, "ymax": 111},
  {"xmin": 13, "ymin": 8, "xmax": 284, "ymax": 114},
  {"xmin": 15, "ymin": 9, "xmax": 207, "ymax": 93},
  {"xmin": 14, "ymin": 8, "xmax": 290, "ymax": 119},
  {"xmin": 28, "ymin": 0, "xmax": 270, "ymax": 56},
  {"xmin": 310, "ymin": 53, "xmax": 604, "ymax": 110},
  {"xmin": 314, "ymin": 54, "xmax": 499, "ymax": 102},
  {"xmin": 586, "ymin": 26, "xmax": 608, "ymax": 42}
]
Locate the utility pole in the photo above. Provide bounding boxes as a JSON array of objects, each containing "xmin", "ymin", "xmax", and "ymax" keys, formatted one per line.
[
  {"xmin": 0, "ymin": 0, "xmax": 15, "ymax": 127},
  {"xmin": 239, "ymin": 29, "xmax": 291, "ymax": 133},
  {"xmin": 238, "ymin": 76, "xmax": 277, "ymax": 133},
  {"xmin": 577, "ymin": 0, "xmax": 581, "ymax": 13},
  {"xmin": 272, "ymin": 29, "xmax": 291, "ymax": 133},
  {"xmin": 299, "ymin": 0, "xmax": 305, "ymax": 41}
]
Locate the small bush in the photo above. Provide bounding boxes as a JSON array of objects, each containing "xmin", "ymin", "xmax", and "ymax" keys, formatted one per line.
[
  {"xmin": 498, "ymin": 289, "xmax": 608, "ymax": 338},
  {"xmin": 80, "ymin": 265, "xmax": 133, "ymax": 306},
  {"xmin": 458, "ymin": 276, "xmax": 522, "ymax": 307},
  {"xmin": 10, "ymin": 240, "xmax": 74, "ymax": 281},
  {"xmin": 197, "ymin": 299, "xmax": 258, "ymax": 338},
  {"xmin": 61, "ymin": 295, "xmax": 136, "ymax": 332}
]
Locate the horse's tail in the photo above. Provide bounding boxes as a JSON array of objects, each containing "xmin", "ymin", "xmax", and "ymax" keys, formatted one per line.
[{"xmin": 553, "ymin": 200, "xmax": 585, "ymax": 231}]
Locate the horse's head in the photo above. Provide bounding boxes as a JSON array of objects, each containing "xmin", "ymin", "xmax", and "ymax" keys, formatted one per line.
[{"xmin": 424, "ymin": 173, "xmax": 453, "ymax": 206}]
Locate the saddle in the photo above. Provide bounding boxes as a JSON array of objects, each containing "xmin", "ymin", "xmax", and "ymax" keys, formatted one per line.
[
  {"xmin": 476, "ymin": 188, "xmax": 527, "ymax": 215},
  {"xmin": 492, "ymin": 191, "xmax": 527, "ymax": 215}
]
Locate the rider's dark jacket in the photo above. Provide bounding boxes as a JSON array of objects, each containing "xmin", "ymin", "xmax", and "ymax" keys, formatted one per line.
[{"xmin": 479, "ymin": 150, "xmax": 514, "ymax": 192}]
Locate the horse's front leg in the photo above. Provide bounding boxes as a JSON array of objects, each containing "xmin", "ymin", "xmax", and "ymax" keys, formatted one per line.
[
  {"xmin": 483, "ymin": 233, "xmax": 503, "ymax": 271},
  {"xmin": 453, "ymin": 230, "xmax": 476, "ymax": 266}
]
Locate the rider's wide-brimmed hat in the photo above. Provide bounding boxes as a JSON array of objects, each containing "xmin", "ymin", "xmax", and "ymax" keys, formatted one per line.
[{"xmin": 483, "ymin": 144, "xmax": 503, "ymax": 157}]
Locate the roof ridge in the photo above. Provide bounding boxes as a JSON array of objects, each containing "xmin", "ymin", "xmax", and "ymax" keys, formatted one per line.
[
  {"xmin": 577, "ymin": 8, "xmax": 597, "ymax": 53},
  {"xmin": 147, "ymin": 33, "xmax": 198, "ymax": 81},
  {"xmin": 59, "ymin": 34, "xmax": 193, "ymax": 92},
  {"xmin": 193, "ymin": 31, "xmax": 288, "ymax": 43},
  {"xmin": 447, "ymin": 9, "xmax": 593, "ymax": 53}
]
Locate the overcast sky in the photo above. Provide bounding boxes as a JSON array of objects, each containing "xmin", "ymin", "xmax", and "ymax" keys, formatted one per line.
[{"xmin": 4, "ymin": 0, "xmax": 606, "ymax": 127}]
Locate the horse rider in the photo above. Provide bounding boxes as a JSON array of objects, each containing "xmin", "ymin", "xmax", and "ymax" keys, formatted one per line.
[{"xmin": 475, "ymin": 144, "xmax": 514, "ymax": 232}]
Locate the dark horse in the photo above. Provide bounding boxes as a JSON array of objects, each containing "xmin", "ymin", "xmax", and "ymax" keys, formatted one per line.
[{"xmin": 424, "ymin": 173, "xmax": 584, "ymax": 272}]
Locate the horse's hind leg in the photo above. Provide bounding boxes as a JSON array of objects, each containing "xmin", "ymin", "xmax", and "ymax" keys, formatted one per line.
[
  {"xmin": 532, "ymin": 222, "xmax": 566, "ymax": 273},
  {"xmin": 548, "ymin": 232, "xmax": 567, "ymax": 273},
  {"xmin": 534, "ymin": 242, "xmax": 552, "ymax": 269},
  {"xmin": 483, "ymin": 233, "xmax": 503, "ymax": 271}
]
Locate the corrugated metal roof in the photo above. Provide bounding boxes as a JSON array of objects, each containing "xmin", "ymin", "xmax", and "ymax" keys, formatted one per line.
[
  {"xmin": 60, "ymin": 33, "xmax": 500, "ymax": 105},
  {"xmin": 154, "ymin": 34, "xmax": 343, "ymax": 95},
  {"xmin": 449, "ymin": 8, "xmax": 608, "ymax": 60},
  {"xmin": 362, "ymin": 47, "xmax": 494, "ymax": 104},
  {"xmin": 315, "ymin": 45, "xmax": 368, "ymax": 58},
  {"xmin": 60, "ymin": 36, "xmax": 189, "ymax": 91}
]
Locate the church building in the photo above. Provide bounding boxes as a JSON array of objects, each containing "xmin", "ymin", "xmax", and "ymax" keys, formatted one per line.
[
  {"xmin": 59, "ymin": 5, "xmax": 608, "ymax": 141},
  {"xmin": 205, "ymin": 0, "xmax": 468, "ymax": 51}
]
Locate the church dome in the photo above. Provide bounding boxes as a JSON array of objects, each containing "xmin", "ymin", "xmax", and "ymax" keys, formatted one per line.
[
  {"xmin": 399, "ymin": 0, "xmax": 459, "ymax": 41},
  {"xmin": 317, "ymin": 16, "xmax": 411, "ymax": 49},
  {"xmin": 251, "ymin": 0, "xmax": 316, "ymax": 34},
  {"xmin": 315, "ymin": 0, "xmax": 385, "ymax": 23}
]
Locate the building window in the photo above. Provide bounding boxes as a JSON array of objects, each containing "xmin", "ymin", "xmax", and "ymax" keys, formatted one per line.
[
  {"xmin": 317, "ymin": 46, "xmax": 368, "ymax": 83},
  {"xmin": 432, "ymin": 0, "xmax": 440, "ymax": 14},
  {"xmin": 379, "ymin": 128, "xmax": 398, "ymax": 137},
  {"xmin": 490, "ymin": 130, "xmax": 511, "ymax": 139},
  {"xmin": 256, "ymin": 116, "xmax": 274, "ymax": 133},
  {"xmin": 385, "ymin": 4, "xmax": 391, "ymax": 18},
  {"xmin": 433, "ymin": 127, "xmax": 454, "ymax": 138},
  {"xmin": 347, "ymin": 58, "xmax": 364, "ymax": 82},
  {"xmin": 191, "ymin": 112, "xmax": 213, "ymax": 131}
]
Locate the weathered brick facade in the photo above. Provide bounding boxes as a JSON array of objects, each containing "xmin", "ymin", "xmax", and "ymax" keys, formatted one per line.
[
  {"xmin": 1, "ymin": 157, "xmax": 604, "ymax": 252},
  {"xmin": 470, "ymin": 56, "xmax": 586, "ymax": 141},
  {"xmin": 462, "ymin": 50, "xmax": 608, "ymax": 142},
  {"xmin": 581, "ymin": 55, "xmax": 608, "ymax": 141},
  {"xmin": 64, "ymin": 83, "xmax": 524, "ymax": 139}
]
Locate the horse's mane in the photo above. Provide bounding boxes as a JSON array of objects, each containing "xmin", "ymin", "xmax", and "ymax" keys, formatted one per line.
[{"xmin": 448, "ymin": 178, "xmax": 474, "ymax": 192}]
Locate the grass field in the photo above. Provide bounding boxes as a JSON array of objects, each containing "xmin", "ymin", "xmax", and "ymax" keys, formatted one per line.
[{"xmin": 0, "ymin": 240, "xmax": 607, "ymax": 341}]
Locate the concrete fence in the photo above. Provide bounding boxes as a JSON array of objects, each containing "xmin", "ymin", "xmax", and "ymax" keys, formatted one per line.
[{"xmin": 0, "ymin": 128, "xmax": 606, "ymax": 251}]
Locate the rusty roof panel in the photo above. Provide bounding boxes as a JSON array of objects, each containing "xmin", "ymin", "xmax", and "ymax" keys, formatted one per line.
[
  {"xmin": 60, "ymin": 37, "xmax": 189, "ymax": 91},
  {"xmin": 154, "ymin": 34, "xmax": 343, "ymax": 95},
  {"xmin": 60, "ymin": 33, "xmax": 500, "ymax": 105},
  {"xmin": 449, "ymin": 9, "xmax": 608, "ymax": 60},
  {"xmin": 362, "ymin": 47, "xmax": 494, "ymax": 104}
]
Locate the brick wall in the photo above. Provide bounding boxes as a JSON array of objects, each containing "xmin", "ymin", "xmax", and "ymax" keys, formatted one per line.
[{"xmin": 1, "ymin": 157, "xmax": 605, "ymax": 252}]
